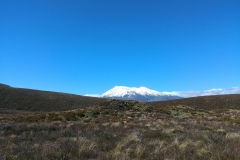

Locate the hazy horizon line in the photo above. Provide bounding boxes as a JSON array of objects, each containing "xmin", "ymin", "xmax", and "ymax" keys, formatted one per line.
[{"xmin": 85, "ymin": 86, "xmax": 240, "ymax": 98}]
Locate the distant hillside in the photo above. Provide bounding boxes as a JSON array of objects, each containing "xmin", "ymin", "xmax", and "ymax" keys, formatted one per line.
[
  {"xmin": 0, "ymin": 84, "xmax": 106, "ymax": 112},
  {"xmin": 1, "ymin": 83, "xmax": 240, "ymax": 112},
  {"xmin": 149, "ymin": 94, "xmax": 240, "ymax": 110}
]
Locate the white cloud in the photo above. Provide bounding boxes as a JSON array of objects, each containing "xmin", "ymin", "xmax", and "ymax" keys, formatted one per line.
[
  {"xmin": 84, "ymin": 94, "xmax": 100, "ymax": 97},
  {"xmin": 166, "ymin": 87, "xmax": 240, "ymax": 98}
]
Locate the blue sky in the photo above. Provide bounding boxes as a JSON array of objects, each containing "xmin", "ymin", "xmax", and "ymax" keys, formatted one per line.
[{"xmin": 1, "ymin": 0, "xmax": 239, "ymax": 95}]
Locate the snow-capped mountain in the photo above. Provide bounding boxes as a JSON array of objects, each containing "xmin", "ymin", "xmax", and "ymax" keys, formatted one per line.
[
  {"xmin": 85, "ymin": 86, "xmax": 240, "ymax": 100},
  {"xmin": 101, "ymin": 86, "xmax": 182, "ymax": 102}
]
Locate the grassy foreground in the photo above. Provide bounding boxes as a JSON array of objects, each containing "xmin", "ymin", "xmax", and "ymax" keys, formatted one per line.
[{"xmin": 1, "ymin": 99, "xmax": 240, "ymax": 160}]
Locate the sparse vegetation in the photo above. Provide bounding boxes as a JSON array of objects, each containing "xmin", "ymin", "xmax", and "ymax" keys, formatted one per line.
[
  {"xmin": 0, "ymin": 84, "xmax": 105, "ymax": 112},
  {"xmin": 1, "ymin": 84, "xmax": 240, "ymax": 159}
]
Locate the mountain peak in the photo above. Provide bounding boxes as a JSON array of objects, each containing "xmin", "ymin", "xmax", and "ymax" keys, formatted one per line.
[{"xmin": 101, "ymin": 86, "xmax": 181, "ymax": 102}]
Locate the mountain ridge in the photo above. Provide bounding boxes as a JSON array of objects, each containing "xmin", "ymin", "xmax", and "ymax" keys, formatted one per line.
[
  {"xmin": 86, "ymin": 86, "xmax": 240, "ymax": 99},
  {"xmin": 101, "ymin": 86, "xmax": 182, "ymax": 102}
]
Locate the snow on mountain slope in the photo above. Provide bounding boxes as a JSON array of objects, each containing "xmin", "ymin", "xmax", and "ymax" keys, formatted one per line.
[{"xmin": 101, "ymin": 86, "xmax": 182, "ymax": 102}]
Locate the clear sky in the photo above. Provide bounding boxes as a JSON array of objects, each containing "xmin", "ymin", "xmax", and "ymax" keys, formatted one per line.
[{"xmin": 1, "ymin": 0, "xmax": 239, "ymax": 95}]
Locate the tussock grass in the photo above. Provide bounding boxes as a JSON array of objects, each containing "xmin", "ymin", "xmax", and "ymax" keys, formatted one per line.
[{"xmin": 1, "ymin": 85, "xmax": 240, "ymax": 159}]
